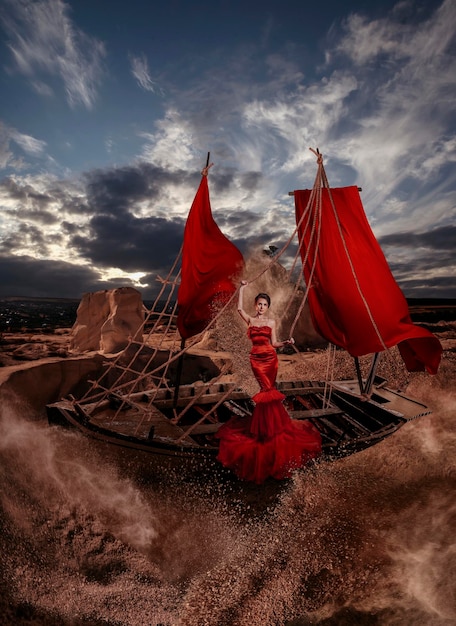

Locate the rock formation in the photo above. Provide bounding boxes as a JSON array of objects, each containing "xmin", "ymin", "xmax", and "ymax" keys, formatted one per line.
[
  {"xmin": 70, "ymin": 287, "xmax": 145, "ymax": 354},
  {"xmin": 0, "ymin": 354, "xmax": 106, "ymax": 413}
]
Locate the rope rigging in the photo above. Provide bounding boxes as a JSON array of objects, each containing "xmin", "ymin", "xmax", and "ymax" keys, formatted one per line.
[{"xmin": 76, "ymin": 147, "xmax": 397, "ymax": 429}]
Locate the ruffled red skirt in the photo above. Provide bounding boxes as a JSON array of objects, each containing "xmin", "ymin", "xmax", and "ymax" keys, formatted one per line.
[{"xmin": 216, "ymin": 388, "xmax": 321, "ymax": 484}]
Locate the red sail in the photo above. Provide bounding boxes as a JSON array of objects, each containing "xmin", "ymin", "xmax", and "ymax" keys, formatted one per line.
[
  {"xmin": 177, "ymin": 175, "xmax": 244, "ymax": 339},
  {"xmin": 294, "ymin": 186, "xmax": 442, "ymax": 374}
]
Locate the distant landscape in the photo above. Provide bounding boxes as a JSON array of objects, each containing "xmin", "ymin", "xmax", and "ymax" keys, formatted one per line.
[
  {"xmin": 0, "ymin": 297, "xmax": 80, "ymax": 332},
  {"xmin": 0, "ymin": 296, "xmax": 455, "ymax": 333},
  {"xmin": 0, "ymin": 296, "xmax": 168, "ymax": 332}
]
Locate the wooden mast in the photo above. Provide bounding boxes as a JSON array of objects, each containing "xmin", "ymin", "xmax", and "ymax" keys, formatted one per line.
[{"xmin": 173, "ymin": 152, "xmax": 211, "ymax": 409}]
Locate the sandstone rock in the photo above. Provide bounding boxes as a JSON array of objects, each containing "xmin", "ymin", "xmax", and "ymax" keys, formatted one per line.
[
  {"xmin": 0, "ymin": 354, "xmax": 106, "ymax": 413},
  {"xmin": 189, "ymin": 329, "xmax": 218, "ymax": 351},
  {"xmin": 70, "ymin": 288, "xmax": 144, "ymax": 354},
  {"xmin": 69, "ymin": 291, "xmax": 109, "ymax": 352},
  {"xmin": 100, "ymin": 288, "xmax": 145, "ymax": 353}
]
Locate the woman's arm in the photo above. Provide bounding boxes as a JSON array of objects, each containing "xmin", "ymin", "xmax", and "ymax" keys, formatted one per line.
[
  {"xmin": 270, "ymin": 320, "xmax": 295, "ymax": 349},
  {"xmin": 237, "ymin": 281, "xmax": 251, "ymax": 325}
]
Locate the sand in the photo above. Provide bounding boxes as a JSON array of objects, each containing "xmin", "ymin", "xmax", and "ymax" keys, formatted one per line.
[{"xmin": 0, "ymin": 320, "xmax": 455, "ymax": 625}]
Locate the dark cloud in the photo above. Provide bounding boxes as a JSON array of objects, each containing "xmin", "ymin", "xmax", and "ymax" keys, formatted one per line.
[
  {"xmin": 71, "ymin": 213, "xmax": 185, "ymax": 272},
  {"xmin": 1, "ymin": 223, "xmax": 49, "ymax": 255},
  {"xmin": 0, "ymin": 176, "xmax": 91, "ymax": 231},
  {"xmin": 72, "ymin": 162, "xmax": 261, "ymax": 276},
  {"xmin": 208, "ymin": 168, "xmax": 237, "ymax": 194},
  {"xmin": 0, "ymin": 252, "xmax": 178, "ymax": 300},
  {"xmin": 392, "ymin": 268, "xmax": 456, "ymax": 298},
  {"xmin": 378, "ymin": 226, "xmax": 456, "ymax": 250},
  {"xmin": 15, "ymin": 207, "xmax": 58, "ymax": 226},
  {"xmin": 0, "ymin": 162, "xmax": 199, "ymax": 298},
  {"xmin": 396, "ymin": 275, "xmax": 456, "ymax": 299},
  {"xmin": 2, "ymin": 177, "xmax": 51, "ymax": 204},
  {"xmin": 1, "ymin": 177, "xmax": 58, "ymax": 225},
  {"xmin": 60, "ymin": 160, "xmax": 195, "ymax": 272},
  {"xmin": 240, "ymin": 171, "xmax": 263, "ymax": 193},
  {"xmin": 0, "ymin": 158, "xmax": 453, "ymax": 300},
  {"xmin": 378, "ymin": 225, "xmax": 456, "ymax": 297},
  {"xmin": 0, "ymin": 162, "xmax": 198, "ymax": 299},
  {"xmin": 0, "ymin": 255, "xmax": 109, "ymax": 299},
  {"xmin": 84, "ymin": 162, "xmax": 192, "ymax": 215},
  {"xmin": 215, "ymin": 209, "xmax": 257, "ymax": 238}
]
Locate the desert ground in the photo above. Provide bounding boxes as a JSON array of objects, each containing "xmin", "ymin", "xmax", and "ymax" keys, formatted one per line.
[{"xmin": 0, "ymin": 304, "xmax": 455, "ymax": 626}]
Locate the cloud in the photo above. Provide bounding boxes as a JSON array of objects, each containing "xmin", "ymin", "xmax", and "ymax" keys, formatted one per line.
[
  {"xmin": 0, "ymin": 1, "xmax": 454, "ymax": 300},
  {"xmin": 76, "ymin": 161, "xmax": 268, "ymax": 272},
  {"xmin": 0, "ymin": 166, "xmax": 191, "ymax": 300},
  {"xmin": 0, "ymin": 159, "xmax": 270, "ymax": 298},
  {"xmin": 0, "ymin": 254, "xmax": 107, "ymax": 298},
  {"xmin": 130, "ymin": 53, "xmax": 161, "ymax": 93},
  {"xmin": 0, "ymin": 123, "xmax": 16, "ymax": 169},
  {"xmin": 138, "ymin": 109, "xmax": 199, "ymax": 171},
  {"xmin": 379, "ymin": 226, "xmax": 456, "ymax": 252},
  {"xmin": 0, "ymin": 121, "xmax": 50, "ymax": 172},
  {"xmin": 142, "ymin": 1, "xmax": 453, "ymax": 235},
  {"xmin": 329, "ymin": 0, "xmax": 456, "ymax": 197},
  {"xmin": 378, "ymin": 225, "xmax": 456, "ymax": 298},
  {"xmin": 1, "ymin": 0, "xmax": 106, "ymax": 108},
  {"xmin": 171, "ymin": 0, "xmax": 456, "ymax": 231},
  {"xmin": 335, "ymin": 0, "xmax": 453, "ymax": 66},
  {"xmin": 71, "ymin": 212, "xmax": 185, "ymax": 273},
  {"xmin": 0, "ymin": 172, "xmax": 89, "ymax": 263},
  {"xmin": 9, "ymin": 129, "xmax": 47, "ymax": 156}
]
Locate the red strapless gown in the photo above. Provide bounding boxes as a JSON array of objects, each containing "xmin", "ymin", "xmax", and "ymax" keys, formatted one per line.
[{"xmin": 216, "ymin": 326, "xmax": 322, "ymax": 484}]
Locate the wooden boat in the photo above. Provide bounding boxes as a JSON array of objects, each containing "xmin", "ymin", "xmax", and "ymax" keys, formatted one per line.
[
  {"xmin": 46, "ymin": 375, "xmax": 431, "ymax": 470},
  {"xmin": 46, "ymin": 149, "xmax": 442, "ymax": 479}
]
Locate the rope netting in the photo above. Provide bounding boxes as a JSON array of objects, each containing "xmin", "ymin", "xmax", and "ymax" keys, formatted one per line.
[{"xmin": 75, "ymin": 148, "xmax": 388, "ymax": 430}]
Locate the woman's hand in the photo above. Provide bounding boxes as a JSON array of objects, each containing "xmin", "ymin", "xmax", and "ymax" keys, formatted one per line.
[{"xmin": 274, "ymin": 337, "xmax": 295, "ymax": 349}]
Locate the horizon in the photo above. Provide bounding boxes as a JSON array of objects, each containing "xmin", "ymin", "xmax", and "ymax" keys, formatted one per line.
[{"xmin": 1, "ymin": 293, "xmax": 456, "ymax": 305}]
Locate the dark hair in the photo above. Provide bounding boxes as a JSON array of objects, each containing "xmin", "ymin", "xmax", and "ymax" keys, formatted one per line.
[{"xmin": 255, "ymin": 292, "xmax": 271, "ymax": 307}]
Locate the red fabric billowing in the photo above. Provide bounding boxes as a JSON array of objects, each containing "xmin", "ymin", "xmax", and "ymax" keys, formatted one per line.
[
  {"xmin": 294, "ymin": 187, "xmax": 442, "ymax": 374},
  {"xmin": 216, "ymin": 326, "xmax": 322, "ymax": 484},
  {"xmin": 177, "ymin": 175, "xmax": 244, "ymax": 339},
  {"xmin": 216, "ymin": 412, "xmax": 322, "ymax": 484}
]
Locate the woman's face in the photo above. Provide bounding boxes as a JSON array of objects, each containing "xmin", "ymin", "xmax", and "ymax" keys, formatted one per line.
[{"xmin": 255, "ymin": 297, "xmax": 269, "ymax": 316}]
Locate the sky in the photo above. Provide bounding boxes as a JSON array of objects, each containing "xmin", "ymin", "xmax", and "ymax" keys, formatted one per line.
[{"xmin": 0, "ymin": 0, "xmax": 455, "ymax": 301}]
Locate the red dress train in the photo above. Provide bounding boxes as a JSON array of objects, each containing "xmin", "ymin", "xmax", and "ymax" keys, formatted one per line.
[{"xmin": 216, "ymin": 326, "xmax": 322, "ymax": 484}]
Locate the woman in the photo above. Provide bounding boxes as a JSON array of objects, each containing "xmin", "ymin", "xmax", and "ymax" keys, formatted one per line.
[{"xmin": 216, "ymin": 281, "xmax": 322, "ymax": 484}]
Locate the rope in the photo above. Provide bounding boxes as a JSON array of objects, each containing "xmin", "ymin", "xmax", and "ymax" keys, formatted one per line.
[
  {"xmin": 75, "ymin": 147, "xmax": 391, "ymax": 426},
  {"xmin": 201, "ymin": 163, "xmax": 214, "ymax": 176},
  {"xmin": 322, "ymin": 343, "xmax": 337, "ymax": 408}
]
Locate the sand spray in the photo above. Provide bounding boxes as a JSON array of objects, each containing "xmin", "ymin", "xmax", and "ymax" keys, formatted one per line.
[{"xmin": 0, "ymin": 351, "xmax": 455, "ymax": 624}]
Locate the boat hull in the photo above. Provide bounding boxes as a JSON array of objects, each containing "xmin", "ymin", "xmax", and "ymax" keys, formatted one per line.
[{"xmin": 46, "ymin": 376, "xmax": 431, "ymax": 476}]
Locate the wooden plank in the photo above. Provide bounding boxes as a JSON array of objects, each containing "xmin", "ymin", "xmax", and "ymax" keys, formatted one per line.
[
  {"xmin": 223, "ymin": 400, "xmax": 252, "ymax": 418},
  {"xmin": 190, "ymin": 423, "xmax": 223, "ymax": 435},
  {"xmin": 314, "ymin": 417, "xmax": 348, "ymax": 440},
  {"xmin": 89, "ymin": 404, "xmax": 196, "ymax": 442},
  {"xmin": 291, "ymin": 407, "xmax": 343, "ymax": 419},
  {"xmin": 155, "ymin": 389, "xmax": 247, "ymax": 408},
  {"xmin": 193, "ymin": 404, "xmax": 218, "ymax": 423},
  {"xmin": 278, "ymin": 380, "xmax": 325, "ymax": 395}
]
